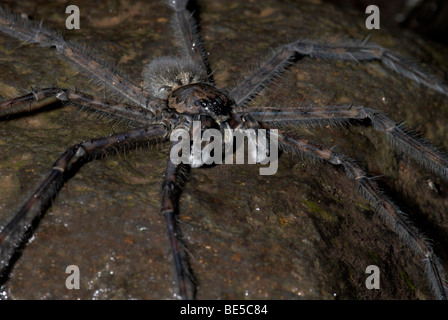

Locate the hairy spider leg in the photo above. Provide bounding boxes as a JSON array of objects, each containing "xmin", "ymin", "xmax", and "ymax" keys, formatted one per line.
[
  {"xmin": 247, "ymin": 106, "xmax": 448, "ymax": 182},
  {"xmin": 230, "ymin": 40, "xmax": 448, "ymax": 108},
  {"xmin": 256, "ymin": 121, "xmax": 448, "ymax": 299},
  {"xmin": 161, "ymin": 152, "xmax": 195, "ymax": 299},
  {"xmin": 0, "ymin": 7, "xmax": 158, "ymax": 112},
  {"xmin": 156, "ymin": 1, "xmax": 228, "ymax": 298},
  {"xmin": 226, "ymin": 36, "xmax": 448, "ymax": 299},
  {"xmin": 0, "ymin": 125, "xmax": 168, "ymax": 284},
  {"xmin": 166, "ymin": 0, "xmax": 214, "ymax": 83},
  {"xmin": 1, "ymin": 0, "xmax": 447, "ymax": 300},
  {"xmin": 0, "ymin": 88, "xmax": 162, "ymax": 125},
  {"xmin": 0, "ymin": 86, "xmax": 198, "ymax": 300}
]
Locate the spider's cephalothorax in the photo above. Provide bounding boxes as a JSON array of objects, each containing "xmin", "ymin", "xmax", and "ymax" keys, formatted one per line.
[
  {"xmin": 168, "ymin": 83, "xmax": 234, "ymax": 124},
  {"xmin": 145, "ymin": 56, "xmax": 234, "ymax": 124}
]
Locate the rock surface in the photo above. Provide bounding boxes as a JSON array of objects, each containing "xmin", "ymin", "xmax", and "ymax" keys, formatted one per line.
[{"xmin": 0, "ymin": 0, "xmax": 447, "ymax": 299}]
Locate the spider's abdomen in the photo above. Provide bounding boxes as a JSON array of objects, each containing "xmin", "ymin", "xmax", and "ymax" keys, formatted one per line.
[{"xmin": 168, "ymin": 83, "xmax": 233, "ymax": 123}]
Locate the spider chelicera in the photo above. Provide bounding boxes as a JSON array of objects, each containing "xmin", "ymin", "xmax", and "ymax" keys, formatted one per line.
[{"xmin": 0, "ymin": 0, "xmax": 447, "ymax": 299}]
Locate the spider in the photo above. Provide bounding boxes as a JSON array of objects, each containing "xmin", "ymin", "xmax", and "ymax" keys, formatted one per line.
[{"xmin": 0, "ymin": 0, "xmax": 448, "ymax": 297}]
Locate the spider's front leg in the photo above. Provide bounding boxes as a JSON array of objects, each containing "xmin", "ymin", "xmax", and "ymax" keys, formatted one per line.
[{"xmin": 230, "ymin": 39, "xmax": 448, "ymax": 108}]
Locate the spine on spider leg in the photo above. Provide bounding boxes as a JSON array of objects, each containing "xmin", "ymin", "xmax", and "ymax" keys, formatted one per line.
[
  {"xmin": 247, "ymin": 105, "xmax": 368, "ymax": 128},
  {"xmin": 0, "ymin": 126, "xmax": 168, "ymax": 275},
  {"xmin": 274, "ymin": 129, "xmax": 341, "ymax": 164},
  {"xmin": 230, "ymin": 45, "xmax": 298, "ymax": 107},
  {"xmin": 0, "ymin": 144, "xmax": 89, "ymax": 272},
  {"xmin": 0, "ymin": 7, "xmax": 153, "ymax": 111},
  {"xmin": 0, "ymin": 7, "xmax": 58, "ymax": 46},
  {"xmin": 366, "ymin": 109, "xmax": 448, "ymax": 182},
  {"xmin": 292, "ymin": 39, "xmax": 448, "ymax": 97},
  {"xmin": 293, "ymin": 39, "xmax": 384, "ymax": 61},
  {"xmin": 275, "ymin": 126, "xmax": 448, "ymax": 299},
  {"xmin": 342, "ymin": 158, "xmax": 448, "ymax": 300},
  {"xmin": 380, "ymin": 50, "xmax": 448, "ymax": 97},
  {"xmin": 0, "ymin": 165, "xmax": 66, "ymax": 274},
  {"xmin": 161, "ymin": 146, "xmax": 194, "ymax": 299},
  {"xmin": 0, "ymin": 88, "xmax": 62, "ymax": 119},
  {"xmin": 66, "ymin": 91, "xmax": 160, "ymax": 127},
  {"xmin": 0, "ymin": 88, "xmax": 160, "ymax": 128},
  {"xmin": 164, "ymin": 0, "xmax": 213, "ymax": 82}
]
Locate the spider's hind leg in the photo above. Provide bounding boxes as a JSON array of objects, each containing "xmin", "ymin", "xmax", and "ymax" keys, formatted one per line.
[
  {"xmin": 268, "ymin": 123, "xmax": 448, "ymax": 299},
  {"xmin": 0, "ymin": 125, "xmax": 168, "ymax": 286}
]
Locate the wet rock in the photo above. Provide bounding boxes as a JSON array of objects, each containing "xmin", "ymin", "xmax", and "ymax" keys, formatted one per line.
[{"xmin": 0, "ymin": 0, "xmax": 447, "ymax": 299}]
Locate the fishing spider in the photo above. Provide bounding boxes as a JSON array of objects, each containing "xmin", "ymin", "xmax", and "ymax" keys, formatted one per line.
[{"xmin": 0, "ymin": 0, "xmax": 447, "ymax": 299}]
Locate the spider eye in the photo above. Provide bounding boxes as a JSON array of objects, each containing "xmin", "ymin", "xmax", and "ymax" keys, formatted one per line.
[{"xmin": 168, "ymin": 83, "xmax": 233, "ymax": 123}]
